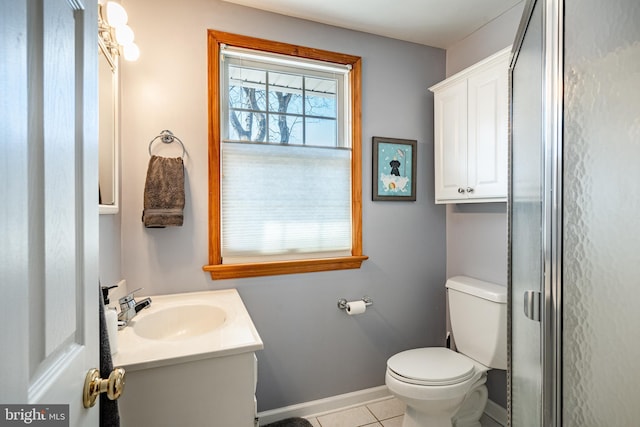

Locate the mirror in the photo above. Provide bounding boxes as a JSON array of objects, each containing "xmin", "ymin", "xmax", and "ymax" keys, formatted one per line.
[{"xmin": 98, "ymin": 37, "xmax": 119, "ymax": 214}]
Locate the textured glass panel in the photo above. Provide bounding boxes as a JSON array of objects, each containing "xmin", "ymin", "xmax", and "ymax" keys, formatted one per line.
[
  {"xmin": 563, "ymin": 0, "xmax": 640, "ymax": 425},
  {"xmin": 510, "ymin": 0, "xmax": 543, "ymax": 424}
]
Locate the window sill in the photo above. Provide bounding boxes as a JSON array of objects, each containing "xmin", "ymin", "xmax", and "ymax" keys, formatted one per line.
[{"xmin": 203, "ymin": 255, "xmax": 369, "ymax": 280}]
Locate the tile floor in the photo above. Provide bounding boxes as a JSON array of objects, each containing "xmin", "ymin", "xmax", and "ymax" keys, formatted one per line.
[{"xmin": 303, "ymin": 397, "xmax": 502, "ymax": 427}]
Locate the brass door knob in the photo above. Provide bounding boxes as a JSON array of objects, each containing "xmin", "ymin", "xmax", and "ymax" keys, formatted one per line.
[{"xmin": 83, "ymin": 367, "xmax": 126, "ymax": 408}]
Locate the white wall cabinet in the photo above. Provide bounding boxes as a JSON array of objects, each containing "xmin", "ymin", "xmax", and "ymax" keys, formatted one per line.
[{"xmin": 430, "ymin": 47, "xmax": 510, "ymax": 204}]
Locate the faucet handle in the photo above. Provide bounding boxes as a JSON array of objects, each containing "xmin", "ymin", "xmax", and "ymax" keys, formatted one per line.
[{"xmin": 118, "ymin": 287, "xmax": 144, "ymax": 309}]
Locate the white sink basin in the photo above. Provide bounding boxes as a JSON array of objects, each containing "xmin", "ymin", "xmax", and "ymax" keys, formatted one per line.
[
  {"xmin": 133, "ymin": 304, "xmax": 226, "ymax": 340},
  {"xmin": 113, "ymin": 289, "xmax": 263, "ymax": 372}
]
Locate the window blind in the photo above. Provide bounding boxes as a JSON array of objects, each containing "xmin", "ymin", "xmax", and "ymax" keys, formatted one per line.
[
  {"xmin": 221, "ymin": 142, "xmax": 352, "ymax": 263},
  {"xmin": 220, "ymin": 45, "xmax": 352, "ymax": 74}
]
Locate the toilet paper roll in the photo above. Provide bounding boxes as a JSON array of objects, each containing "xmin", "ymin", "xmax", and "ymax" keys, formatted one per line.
[{"xmin": 346, "ymin": 300, "xmax": 366, "ymax": 315}]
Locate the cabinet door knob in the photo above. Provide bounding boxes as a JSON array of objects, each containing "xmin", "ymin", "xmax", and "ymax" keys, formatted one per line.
[
  {"xmin": 457, "ymin": 188, "xmax": 465, "ymax": 194},
  {"xmin": 466, "ymin": 187, "xmax": 474, "ymax": 193}
]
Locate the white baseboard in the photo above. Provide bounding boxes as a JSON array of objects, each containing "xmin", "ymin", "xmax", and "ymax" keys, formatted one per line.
[
  {"xmin": 257, "ymin": 386, "xmax": 507, "ymax": 426},
  {"xmin": 257, "ymin": 385, "xmax": 391, "ymax": 425},
  {"xmin": 483, "ymin": 399, "xmax": 507, "ymax": 426}
]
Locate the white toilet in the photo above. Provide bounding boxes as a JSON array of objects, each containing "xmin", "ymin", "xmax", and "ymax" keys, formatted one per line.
[{"xmin": 385, "ymin": 276, "xmax": 507, "ymax": 427}]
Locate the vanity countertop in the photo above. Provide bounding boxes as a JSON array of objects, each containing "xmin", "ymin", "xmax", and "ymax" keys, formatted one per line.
[{"xmin": 112, "ymin": 288, "xmax": 263, "ymax": 372}]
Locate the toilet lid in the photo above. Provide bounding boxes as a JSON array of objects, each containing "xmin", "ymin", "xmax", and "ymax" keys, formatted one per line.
[{"xmin": 387, "ymin": 348, "xmax": 475, "ymax": 386}]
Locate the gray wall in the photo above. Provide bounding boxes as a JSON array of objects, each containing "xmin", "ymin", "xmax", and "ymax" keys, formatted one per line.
[
  {"xmin": 444, "ymin": 0, "xmax": 526, "ymax": 409},
  {"xmin": 116, "ymin": 0, "xmax": 446, "ymax": 411},
  {"xmin": 446, "ymin": 1, "xmax": 526, "ymax": 77}
]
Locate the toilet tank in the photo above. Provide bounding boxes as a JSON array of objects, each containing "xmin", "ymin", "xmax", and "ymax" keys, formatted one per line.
[{"xmin": 446, "ymin": 276, "xmax": 507, "ymax": 370}]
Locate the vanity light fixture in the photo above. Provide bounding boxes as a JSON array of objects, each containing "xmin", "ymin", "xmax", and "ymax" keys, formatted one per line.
[
  {"xmin": 105, "ymin": 1, "xmax": 127, "ymax": 27},
  {"xmin": 115, "ymin": 24, "xmax": 134, "ymax": 45},
  {"xmin": 98, "ymin": 0, "xmax": 140, "ymax": 61}
]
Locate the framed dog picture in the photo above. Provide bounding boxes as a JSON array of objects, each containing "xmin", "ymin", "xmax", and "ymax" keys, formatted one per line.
[{"xmin": 372, "ymin": 137, "xmax": 417, "ymax": 201}]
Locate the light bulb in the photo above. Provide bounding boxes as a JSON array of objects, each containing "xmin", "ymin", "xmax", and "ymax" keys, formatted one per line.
[
  {"xmin": 105, "ymin": 2, "xmax": 128, "ymax": 27},
  {"xmin": 115, "ymin": 25, "xmax": 134, "ymax": 45},
  {"xmin": 123, "ymin": 43, "xmax": 140, "ymax": 61}
]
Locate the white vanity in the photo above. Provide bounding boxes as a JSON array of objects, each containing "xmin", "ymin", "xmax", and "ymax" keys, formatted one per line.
[{"xmin": 113, "ymin": 289, "xmax": 263, "ymax": 427}]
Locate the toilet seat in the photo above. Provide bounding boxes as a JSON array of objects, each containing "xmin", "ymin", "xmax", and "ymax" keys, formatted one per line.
[{"xmin": 387, "ymin": 347, "xmax": 475, "ymax": 386}]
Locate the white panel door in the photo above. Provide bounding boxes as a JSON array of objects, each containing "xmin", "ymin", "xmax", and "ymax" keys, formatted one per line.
[
  {"xmin": 0, "ymin": 1, "xmax": 99, "ymax": 425},
  {"xmin": 467, "ymin": 58, "xmax": 508, "ymax": 200},
  {"xmin": 433, "ymin": 79, "xmax": 468, "ymax": 202}
]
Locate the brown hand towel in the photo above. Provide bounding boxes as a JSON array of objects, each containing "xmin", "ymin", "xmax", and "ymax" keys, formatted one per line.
[{"xmin": 142, "ymin": 155, "xmax": 185, "ymax": 228}]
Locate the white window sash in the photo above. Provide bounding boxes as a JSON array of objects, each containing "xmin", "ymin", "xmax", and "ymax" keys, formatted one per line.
[{"xmin": 221, "ymin": 53, "xmax": 351, "ymax": 149}]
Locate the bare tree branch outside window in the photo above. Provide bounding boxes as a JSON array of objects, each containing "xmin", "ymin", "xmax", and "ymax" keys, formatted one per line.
[{"xmin": 228, "ymin": 68, "xmax": 337, "ymax": 146}]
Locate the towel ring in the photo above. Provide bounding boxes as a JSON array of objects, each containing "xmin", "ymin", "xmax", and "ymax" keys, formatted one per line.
[{"xmin": 148, "ymin": 130, "xmax": 186, "ymax": 158}]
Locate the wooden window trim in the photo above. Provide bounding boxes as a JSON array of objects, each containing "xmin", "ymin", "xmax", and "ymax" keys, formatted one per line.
[{"xmin": 203, "ymin": 30, "xmax": 367, "ymax": 280}]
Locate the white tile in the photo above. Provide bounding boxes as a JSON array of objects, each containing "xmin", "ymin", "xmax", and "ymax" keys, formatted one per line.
[
  {"xmin": 307, "ymin": 401, "xmax": 502, "ymax": 427},
  {"xmin": 316, "ymin": 406, "xmax": 378, "ymax": 427},
  {"xmin": 380, "ymin": 416, "xmax": 403, "ymax": 427},
  {"xmin": 366, "ymin": 398, "xmax": 406, "ymax": 421}
]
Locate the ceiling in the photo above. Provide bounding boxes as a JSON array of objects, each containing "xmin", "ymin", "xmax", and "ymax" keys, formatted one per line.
[{"xmin": 222, "ymin": 0, "xmax": 523, "ymax": 49}]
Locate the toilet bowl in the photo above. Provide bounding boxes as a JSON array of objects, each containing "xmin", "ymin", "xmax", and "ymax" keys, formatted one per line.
[
  {"xmin": 385, "ymin": 276, "xmax": 507, "ymax": 427},
  {"xmin": 386, "ymin": 347, "xmax": 488, "ymax": 427}
]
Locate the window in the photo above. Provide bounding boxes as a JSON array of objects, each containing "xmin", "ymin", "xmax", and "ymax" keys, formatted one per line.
[{"xmin": 204, "ymin": 31, "xmax": 367, "ymax": 279}]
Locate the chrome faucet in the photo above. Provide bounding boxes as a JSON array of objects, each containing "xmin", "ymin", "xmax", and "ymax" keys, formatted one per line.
[{"xmin": 118, "ymin": 288, "xmax": 152, "ymax": 329}]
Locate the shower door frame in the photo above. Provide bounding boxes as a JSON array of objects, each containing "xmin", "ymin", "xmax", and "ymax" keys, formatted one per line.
[{"xmin": 508, "ymin": 0, "xmax": 563, "ymax": 425}]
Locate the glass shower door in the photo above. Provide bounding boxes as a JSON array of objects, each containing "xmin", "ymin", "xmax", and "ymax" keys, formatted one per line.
[
  {"xmin": 509, "ymin": 0, "xmax": 544, "ymax": 425},
  {"xmin": 512, "ymin": 0, "xmax": 640, "ymax": 425}
]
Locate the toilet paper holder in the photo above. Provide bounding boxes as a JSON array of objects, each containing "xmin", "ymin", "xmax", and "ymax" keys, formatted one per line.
[{"xmin": 337, "ymin": 296, "xmax": 373, "ymax": 310}]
